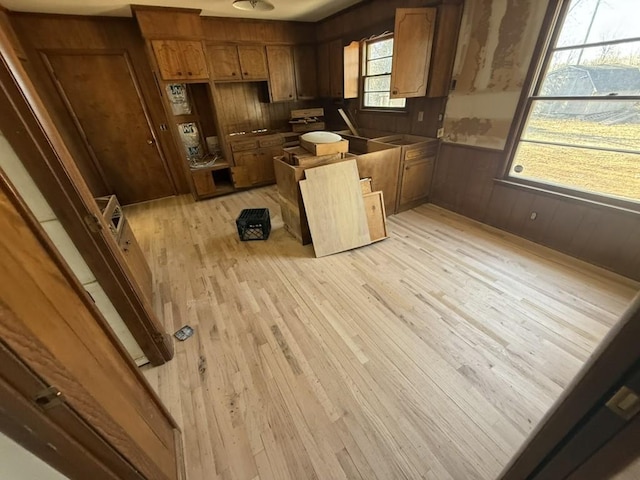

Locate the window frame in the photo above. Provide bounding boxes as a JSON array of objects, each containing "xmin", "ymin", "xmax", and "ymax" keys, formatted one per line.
[
  {"xmin": 503, "ymin": 0, "xmax": 640, "ymax": 211},
  {"xmin": 360, "ymin": 33, "xmax": 407, "ymax": 112}
]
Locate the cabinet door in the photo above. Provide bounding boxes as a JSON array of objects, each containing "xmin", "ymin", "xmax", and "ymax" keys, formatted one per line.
[
  {"xmin": 180, "ymin": 41, "xmax": 209, "ymax": 80},
  {"xmin": 293, "ymin": 44, "xmax": 318, "ymax": 99},
  {"xmin": 317, "ymin": 42, "xmax": 331, "ymax": 98},
  {"xmin": 427, "ymin": 3, "xmax": 463, "ymax": 97},
  {"xmin": 266, "ymin": 45, "xmax": 296, "ymax": 102},
  {"xmin": 390, "ymin": 8, "xmax": 436, "ymax": 98},
  {"xmin": 399, "ymin": 156, "xmax": 435, "ymax": 207},
  {"xmin": 232, "ymin": 150, "xmax": 261, "ymax": 188},
  {"xmin": 208, "ymin": 45, "xmax": 242, "ymax": 80},
  {"xmin": 328, "ymin": 39, "xmax": 344, "ymax": 98},
  {"xmin": 192, "ymin": 169, "xmax": 216, "ymax": 197},
  {"xmin": 261, "ymin": 147, "xmax": 282, "ymax": 184},
  {"xmin": 238, "ymin": 45, "xmax": 268, "ymax": 80},
  {"xmin": 152, "ymin": 40, "xmax": 185, "ymax": 80},
  {"xmin": 119, "ymin": 220, "xmax": 153, "ymax": 304}
]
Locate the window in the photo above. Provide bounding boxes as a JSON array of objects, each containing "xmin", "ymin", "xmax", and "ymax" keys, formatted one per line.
[
  {"xmin": 508, "ymin": 0, "xmax": 640, "ymax": 205},
  {"xmin": 362, "ymin": 36, "xmax": 406, "ymax": 109}
]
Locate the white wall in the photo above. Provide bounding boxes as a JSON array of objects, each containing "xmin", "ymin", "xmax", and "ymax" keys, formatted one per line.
[
  {"xmin": 0, "ymin": 432, "xmax": 69, "ymax": 480},
  {"xmin": 0, "ymin": 129, "xmax": 148, "ymax": 366}
]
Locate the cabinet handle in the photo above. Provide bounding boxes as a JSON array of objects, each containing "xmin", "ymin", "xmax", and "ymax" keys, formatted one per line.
[
  {"xmin": 177, "ymin": 71, "xmax": 182, "ymax": 76},
  {"xmin": 232, "ymin": 72, "xmax": 237, "ymax": 76},
  {"xmin": 289, "ymin": 94, "xmax": 293, "ymax": 98},
  {"xmin": 243, "ymin": 72, "xmax": 249, "ymax": 76},
  {"xmin": 187, "ymin": 71, "xmax": 193, "ymax": 76},
  {"xmin": 392, "ymin": 89, "xmax": 398, "ymax": 94},
  {"xmin": 405, "ymin": 166, "xmax": 411, "ymax": 170}
]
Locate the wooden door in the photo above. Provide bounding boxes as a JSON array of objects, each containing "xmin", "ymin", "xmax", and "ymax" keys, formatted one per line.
[
  {"xmin": 151, "ymin": 40, "xmax": 185, "ymax": 80},
  {"xmin": 293, "ymin": 44, "xmax": 318, "ymax": 99},
  {"xmin": 179, "ymin": 41, "xmax": 208, "ymax": 80},
  {"xmin": 317, "ymin": 42, "xmax": 330, "ymax": 97},
  {"xmin": 390, "ymin": 8, "xmax": 436, "ymax": 98},
  {"xmin": 238, "ymin": 45, "xmax": 268, "ymax": 80},
  {"xmin": 261, "ymin": 147, "xmax": 280, "ymax": 184},
  {"xmin": 426, "ymin": 3, "xmax": 463, "ymax": 98},
  {"xmin": 208, "ymin": 45, "xmax": 241, "ymax": 80},
  {"xmin": 399, "ymin": 156, "xmax": 434, "ymax": 206},
  {"xmin": 45, "ymin": 52, "xmax": 175, "ymax": 205},
  {"xmin": 0, "ymin": 182, "xmax": 181, "ymax": 479},
  {"xmin": 266, "ymin": 45, "xmax": 296, "ymax": 102},
  {"xmin": 328, "ymin": 39, "xmax": 344, "ymax": 98}
]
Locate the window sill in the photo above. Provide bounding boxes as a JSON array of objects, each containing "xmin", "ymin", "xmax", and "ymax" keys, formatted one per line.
[
  {"xmin": 494, "ymin": 178, "xmax": 640, "ymax": 215},
  {"xmin": 358, "ymin": 108, "xmax": 408, "ymax": 116}
]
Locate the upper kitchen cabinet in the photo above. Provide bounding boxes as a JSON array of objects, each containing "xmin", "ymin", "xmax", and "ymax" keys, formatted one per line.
[
  {"xmin": 316, "ymin": 39, "xmax": 344, "ymax": 99},
  {"xmin": 390, "ymin": 8, "xmax": 436, "ymax": 99},
  {"xmin": 427, "ymin": 3, "xmax": 464, "ymax": 97},
  {"xmin": 328, "ymin": 39, "xmax": 344, "ymax": 98},
  {"xmin": 266, "ymin": 45, "xmax": 296, "ymax": 102},
  {"xmin": 133, "ymin": 6, "xmax": 208, "ymax": 81},
  {"xmin": 293, "ymin": 44, "xmax": 318, "ymax": 100},
  {"xmin": 238, "ymin": 45, "xmax": 269, "ymax": 80},
  {"xmin": 209, "ymin": 45, "xmax": 268, "ymax": 81},
  {"xmin": 152, "ymin": 40, "xmax": 208, "ymax": 81},
  {"xmin": 317, "ymin": 42, "xmax": 330, "ymax": 97}
]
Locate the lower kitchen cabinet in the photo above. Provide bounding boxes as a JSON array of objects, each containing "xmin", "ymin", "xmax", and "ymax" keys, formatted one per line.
[
  {"xmin": 230, "ymin": 135, "xmax": 283, "ymax": 188},
  {"xmin": 398, "ymin": 156, "xmax": 436, "ymax": 210}
]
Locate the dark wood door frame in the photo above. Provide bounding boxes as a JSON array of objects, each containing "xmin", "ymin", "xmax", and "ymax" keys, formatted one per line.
[
  {"xmin": 40, "ymin": 48, "xmax": 179, "ymax": 198},
  {"xmin": 499, "ymin": 293, "xmax": 640, "ymax": 479},
  {"xmin": 0, "ymin": 15, "xmax": 173, "ymax": 365}
]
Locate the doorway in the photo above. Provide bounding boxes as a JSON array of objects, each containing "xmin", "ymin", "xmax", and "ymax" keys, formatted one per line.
[{"xmin": 43, "ymin": 51, "xmax": 176, "ymax": 205}]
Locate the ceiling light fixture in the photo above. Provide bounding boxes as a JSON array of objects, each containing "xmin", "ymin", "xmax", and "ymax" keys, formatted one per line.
[{"xmin": 232, "ymin": 0, "xmax": 275, "ymax": 11}]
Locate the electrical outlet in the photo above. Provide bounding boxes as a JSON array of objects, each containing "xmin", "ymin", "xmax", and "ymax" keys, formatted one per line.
[
  {"xmin": 417, "ymin": 111, "xmax": 424, "ymax": 122},
  {"xmin": 437, "ymin": 128, "xmax": 445, "ymax": 138},
  {"xmin": 530, "ymin": 212, "xmax": 538, "ymax": 220}
]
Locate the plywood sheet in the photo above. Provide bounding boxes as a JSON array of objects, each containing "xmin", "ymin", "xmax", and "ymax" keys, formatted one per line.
[
  {"xmin": 363, "ymin": 191, "xmax": 388, "ymax": 242},
  {"xmin": 300, "ymin": 160, "xmax": 370, "ymax": 257}
]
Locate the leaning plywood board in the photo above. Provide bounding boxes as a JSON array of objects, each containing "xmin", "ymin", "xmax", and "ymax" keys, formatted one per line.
[
  {"xmin": 363, "ymin": 191, "xmax": 388, "ymax": 242},
  {"xmin": 300, "ymin": 160, "xmax": 371, "ymax": 257}
]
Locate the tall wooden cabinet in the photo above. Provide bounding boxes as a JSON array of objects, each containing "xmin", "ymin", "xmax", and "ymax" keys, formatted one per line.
[
  {"xmin": 266, "ymin": 45, "xmax": 296, "ymax": 102},
  {"xmin": 390, "ymin": 8, "xmax": 437, "ymax": 99},
  {"xmin": 293, "ymin": 44, "xmax": 318, "ymax": 100},
  {"xmin": 316, "ymin": 39, "xmax": 344, "ymax": 98}
]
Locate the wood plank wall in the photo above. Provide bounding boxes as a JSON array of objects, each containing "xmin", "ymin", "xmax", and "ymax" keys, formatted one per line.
[
  {"xmin": 9, "ymin": 13, "xmax": 189, "ymax": 194},
  {"xmin": 201, "ymin": 18, "xmax": 320, "ymax": 136},
  {"xmin": 202, "ymin": 17, "xmax": 311, "ymax": 44},
  {"xmin": 215, "ymin": 82, "xmax": 315, "ymax": 135},
  {"xmin": 431, "ymin": 143, "xmax": 640, "ymax": 281},
  {"xmin": 316, "ymin": 0, "xmax": 447, "ymax": 137}
]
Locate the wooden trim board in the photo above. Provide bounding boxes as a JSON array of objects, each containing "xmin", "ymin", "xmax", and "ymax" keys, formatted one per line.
[{"xmin": 299, "ymin": 160, "xmax": 370, "ymax": 257}]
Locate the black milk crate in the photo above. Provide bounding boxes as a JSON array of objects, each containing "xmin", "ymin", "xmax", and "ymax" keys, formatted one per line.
[{"xmin": 236, "ymin": 208, "xmax": 271, "ymax": 241}]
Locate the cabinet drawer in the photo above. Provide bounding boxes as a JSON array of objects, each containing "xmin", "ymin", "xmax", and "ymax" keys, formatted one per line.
[
  {"xmin": 231, "ymin": 139, "xmax": 259, "ymax": 152},
  {"xmin": 258, "ymin": 135, "xmax": 284, "ymax": 148},
  {"xmin": 405, "ymin": 143, "xmax": 438, "ymax": 160}
]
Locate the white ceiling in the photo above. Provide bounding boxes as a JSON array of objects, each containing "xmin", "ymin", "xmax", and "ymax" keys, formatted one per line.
[{"xmin": 2, "ymin": 0, "xmax": 363, "ymax": 21}]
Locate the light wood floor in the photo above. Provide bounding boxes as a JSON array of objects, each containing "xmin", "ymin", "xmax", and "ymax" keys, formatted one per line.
[{"xmin": 128, "ymin": 186, "xmax": 639, "ymax": 480}]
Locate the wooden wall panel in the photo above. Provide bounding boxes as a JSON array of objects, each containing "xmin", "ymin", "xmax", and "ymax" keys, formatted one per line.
[
  {"xmin": 431, "ymin": 142, "xmax": 640, "ymax": 281},
  {"xmin": 9, "ymin": 13, "xmax": 189, "ymax": 195},
  {"xmin": 203, "ymin": 17, "xmax": 311, "ymax": 44},
  {"xmin": 215, "ymin": 82, "xmax": 316, "ymax": 135},
  {"xmin": 317, "ymin": 0, "xmax": 456, "ymax": 138}
]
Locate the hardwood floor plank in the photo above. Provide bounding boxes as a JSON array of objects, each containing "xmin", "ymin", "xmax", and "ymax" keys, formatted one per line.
[{"xmin": 127, "ymin": 187, "xmax": 638, "ymax": 480}]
